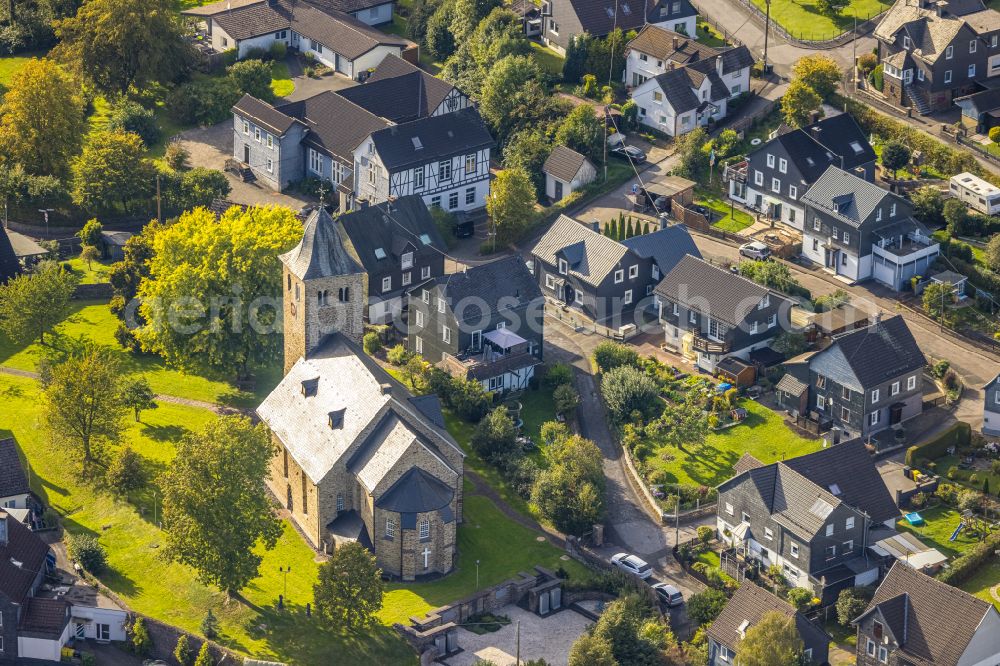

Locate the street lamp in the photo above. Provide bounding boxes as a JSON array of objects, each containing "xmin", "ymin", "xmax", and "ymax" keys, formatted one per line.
[
  {"xmin": 279, "ymin": 565, "xmax": 291, "ymax": 601},
  {"xmin": 38, "ymin": 209, "xmax": 53, "ymax": 237},
  {"xmin": 475, "ymin": 559, "xmax": 480, "ymax": 590},
  {"xmin": 762, "ymin": 0, "xmax": 771, "ymax": 74}
]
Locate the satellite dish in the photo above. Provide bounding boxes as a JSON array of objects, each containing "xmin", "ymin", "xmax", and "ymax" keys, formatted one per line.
[{"xmin": 751, "ymin": 138, "xmax": 762, "ymax": 146}]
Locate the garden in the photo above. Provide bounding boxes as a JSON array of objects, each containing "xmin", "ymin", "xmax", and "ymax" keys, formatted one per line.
[{"xmin": 747, "ymin": 0, "xmax": 891, "ymax": 42}]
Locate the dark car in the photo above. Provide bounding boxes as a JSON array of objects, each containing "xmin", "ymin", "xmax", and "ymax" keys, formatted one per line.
[{"xmin": 610, "ymin": 145, "xmax": 647, "ymax": 163}]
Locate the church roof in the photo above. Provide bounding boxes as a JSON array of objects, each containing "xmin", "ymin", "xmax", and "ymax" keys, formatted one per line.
[
  {"xmin": 280, "ymin": 208, "xmax": 363, "ymax": 280},
  {"xmin": 375, "ymin": 467, "xmax": 455, "ymax": 513}
]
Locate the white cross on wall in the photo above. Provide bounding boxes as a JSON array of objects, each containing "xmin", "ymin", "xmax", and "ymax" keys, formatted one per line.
[{"xmin": 422, "ymin": 546, "xmax": 432, "ymax": 569}]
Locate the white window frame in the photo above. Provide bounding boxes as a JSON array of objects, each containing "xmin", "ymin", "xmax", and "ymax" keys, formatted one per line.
[
  {"xmin": 381, "ymin": 276, "xmax": 391, "ymax": 292},
  {"xmin": 771, "ymin": 177, "xmax": 781, "ymax": 193},
  {"xmin": 947, "ymin": 44, "xmax": 954, "ymax": 59},
  {"xmin": 846, "ymin": 516, "xmax": 855, "ymax": 530},
  {"xmin": 421, "ymin": 266, "xmax": 431, "ymax": 280},
  {"xmin": 907, "ymin": 375, "xmax": 916, "ymax": 391},
  {"xmin": 778, "ymin": 158, "xmax": 787, "ymax": 173},
  {"xmin": 826, "ymin": 523, "xmax": 834, "ymax": 537},
  {"xmin": 754, "ymin": 170, "xmax": 764, "ymax": 186},
  {"xmin": 266, "ymin": 134, "xmax": 273, "ymax": 149},
  {"xmin": 422, "ymin": 289, "xmax": 430, "ymax": 304},
  {"xmin": 871, "ymin": 410, "xmax": 881, "ymax": 426},
  {"xmin": 867, "ymin": 639, "xmax": 876, "ymax": 657},
  {"xmin": 767, "ymin": 153, "xmax": 775, "ymax": 168},
  {"xmin": 624, "ymin": 289, "xmax": 632, "ymax": 304},
  {"xmin": 385, "ymin": 518, "xmax": 396, "ymax": 538},
  {"xmin": 971, "ymin": 39, "xmax": 978, "ymax": 53},
  {"xmin": 415, "ymin": 335, "xmax": 423, "ymax": 354},
  {"xmin": 402, "ymin": 272, "xmax": 411, "ymax": 286},
  {"xmin": 945, "ymin": 69, "xmax": 953, "ymax": 83},
  {"xmin": 871, "ymin": 388, "xmax": 879, "ymax": 403},
  {"xmin": 628, "ymin": 264, "xmax": 638, "ymax": 279},
  {"xmin": 415, "ymin": 310, "xmax": 424, "ymax": 326},
  {"xmin": 465, "ymin": 153, "xmax": 475, "ymax": 175},
  {"xmin": 725, "ymin": 502, "xmax": 734, "ymax": 515},
  {"xmin": 545, "ymin": 274, "xmax": 556, "ymax": 290},
  {"xmin": 419, "ymin": 519, "xmax": 430, "ymax": 539},
  {"xmin": 765, "ymin": 527, "xmax": 773, "ymax": 540},
  {"xmin": 970, "ymin": 63, "xmax": 977, "ymax": 78},
  {"xmin": 558, "ymin": 258, "xmax": 568, "ymax": 275},
  {"xmin": 790, "ymin": 543, "xmax": 799, "ymax": 558},
  {"xmin": 254, "ymin": 127, "xmax": 261, "ymax": 142},
  {"xmin": 789, "ymin": 184, "xmax": 797, "ymax": 199},
  {"xmin": 414, "ymin": 166, "xmax": 425, "ymax": 190},
  {"xmin": 442, "ymin": 326, "xmax": 451, "ymax": 343},
  {"xmin": 401, "ymin": 251, "xmax": 414, "ymax": 270},
  {"xmin": 614, "ymin": 269, "xmax": 624, "ymax": 284},
  {"xmin": 437, "ymin": 298, "xmax": 446, "ymax": 313},
  {"xmin": 891, "ymin": 381, "xmax": 900, "ymax": 396}
]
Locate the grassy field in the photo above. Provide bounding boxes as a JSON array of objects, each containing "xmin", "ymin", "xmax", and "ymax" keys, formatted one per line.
[
  {"xmin": 0, "ymin": 300, "xmax": 280, "ymax": 407},
  {"xmin": 270, "ymin": 61, "xmax": 295, "ymax": 98},
  {"xmin": 961, "ymin": 560, "xmax": 1000, "ymax": 608},
  {"xmin": 697, "ymin": 187, "xmax": 754, "ymax": 233},
  {"xmin": 530, "ymin": 41, "xmax": 565, "ymax": 77},
  {"xmin": 895, "ymin": 504, "xmax": 981, "ymax": 558},
  {"xmin": 646, "ymin": 400, "xmax": 821, "ymax": 486},
  {"xmin": 695, "ymin": 21, "xmax": 729, "ymax": 47},
  {"xmin": 63, "ymin": 256, "xmax": 114, "ymax": 285},
  {"xmin": 0, "ymin": 52, "xmax": 45, "ymax": 92},
  {"xmin": 748, "ymin": 0, "xmax": 890, "ymax": 41}
]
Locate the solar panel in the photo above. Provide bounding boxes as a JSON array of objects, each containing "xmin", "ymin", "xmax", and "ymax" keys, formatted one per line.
[{"xmin": 374, "ymin": 248, "xmax": 387, "ymax": 259}]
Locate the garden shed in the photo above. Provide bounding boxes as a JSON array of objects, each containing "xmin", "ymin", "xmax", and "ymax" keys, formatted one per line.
[{"xmin": 716, "ymin": 356, "xmax": 755, "ymax": 387}]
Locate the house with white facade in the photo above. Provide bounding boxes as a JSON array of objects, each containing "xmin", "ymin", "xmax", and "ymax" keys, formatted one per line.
[
  {"xmin": 182, "ymin": 0, "xmax": 408, "ymax": 70},
  {"xmin": 542, "ymin": 145, "xmax": 597, "ymax": 201},
  {"xmin": 629, "ymin": 44, "xmax": 754, "ymax": 136},
  {"xmin": 624, "ymin": 24, "xmax": 752, "ymax": 93},
  {"xmin": 542, "ymin": 0, "xmax": 697, "ymax": 54},
  {"xmin": 800, "ymin": 166, "xmax": 940, "ymax": 290}
]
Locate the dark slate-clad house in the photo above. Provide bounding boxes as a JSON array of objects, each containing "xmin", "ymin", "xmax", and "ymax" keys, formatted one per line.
[
  {"xmin": 983, "ymin": 373, "xmax": 1000, "ymax": 435},
  {"xmin": 717, "ymin": 438, "xmax": 899, "ymax": 604},
  {"xmin": 777, "ymin": 315, "xmax": 926, "ymax": 440},
  {"xmin": 0, "ymin": 511, "xmax": 61, "ymax": 661},
  {"xmin": 0, "ymin": 438, "xmax": 30, "ymax": 511},
  {"xmin": 873, "ymin": 0, "xmax": 1000, "ymax": 114},
  {"xmin": 707, "ymin": 583, "xmax": 831, "ymax": 666},
  {"xmin": 542, "ymin": 0, "xmax": 697, "ymax": 53},
  {"xmin": 854, "ymin": 561, "xmax": 1000, "ymax": 665},
  {"xmin": 530, "ymin": 215, "xmax": 699, "ymax": 330},
  {"xmin": 725, "ymin": 112, "xmax": 876, "ymax": 231},
  {"xmin": 653, "ymin": 255, "xmax": 791, "ymax": 373},
  {"xmin": 407, "ymin": 256, "xmax": 544, "ymax": 393},
  {"xmin": 335, "ymin": 195, "xmax": 447, "ymax": 324}
]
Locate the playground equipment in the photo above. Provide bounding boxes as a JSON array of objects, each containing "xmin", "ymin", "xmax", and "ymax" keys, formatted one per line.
[
  {"xmin": 950, "ymin": 521, "xmax": 965, "ymax": 542},
  {"xmin": 955, "ymin": 510, "xmax": 995, "ymax": 542},
  {"xmin": 904, "ymin": 512, "xmax": 924, "ymax": 526}
]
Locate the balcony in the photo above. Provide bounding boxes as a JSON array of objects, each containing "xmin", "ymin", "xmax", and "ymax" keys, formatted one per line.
[
  {"xmin": 872, "ymin": 221, "xmax": 939, "ymax": 260},
  {"xmin": 691, "ymin": 332, "xmax": 729, "ymax": 354},
  {"xmin": 440, "ymin": 329, "xmax": 540, "ymax": 385},
  {"xmin": 723, "ymin": 160, "xmax": 748, "ymax": 184}
]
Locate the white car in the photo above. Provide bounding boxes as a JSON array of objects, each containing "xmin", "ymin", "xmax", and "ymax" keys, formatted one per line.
[
  {"xmin": 739, "ymin": 241, "xmax": 771, "ymax": 261},
  {"xmin": 611, "ymin": 552, "xmax": 653, "ymax": 579},
  {"xmin": 652, "ymin": 582, "xmax": 684, "ymax": 607}
]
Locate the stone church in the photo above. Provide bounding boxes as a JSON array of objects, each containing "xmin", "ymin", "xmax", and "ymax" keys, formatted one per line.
[{"xmin": 257, "ymin": 208, "xmax": 464, "ymax": 580}]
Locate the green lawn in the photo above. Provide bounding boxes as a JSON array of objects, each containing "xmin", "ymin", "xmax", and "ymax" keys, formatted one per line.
[
  {"xmin": 530, "ymin": 41, "xmax": 565, "ymax": 78},
  {"xmin": 697, "ymin": 188, "xmax": 754, "ymax": 233},
  {"xmin": 0, "ymin": 52, "xmax": 44, "ymax": 91},
  {"xmin": 0, "ymin": 300, "xmax": 280, "ymax": 407},
  {"xmin": 895, "ymin": 505, "xmax": 980, "ymax": 558},
  {"xmin": 695, "ymin": 21, "xmax": 729, "ymax": 47},
  {"xmin": 270, "ymin": 61, "xmax": 295, "ymax": 98},
  {"xmin": 961, "ymin": 560, "xmax": 1000, "ymax": 608},
  {"xmin": 749, "ymin": 0, "xmax": 890, "ymax": 40},
  {"xmin": 63, "ymin": 256, "xmax": 114, "ymax": 285},
  {"xmin": 646, "ymin": 400, "xmax": 821, "ymax": 486}
]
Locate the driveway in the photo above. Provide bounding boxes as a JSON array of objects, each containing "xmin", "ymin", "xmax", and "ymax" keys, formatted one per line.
[{"xmin": 283, "ymin": 55, "xmax": 358, "ymax": 101}]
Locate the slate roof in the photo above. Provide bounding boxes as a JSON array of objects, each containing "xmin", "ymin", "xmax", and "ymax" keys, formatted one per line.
[
  {"xmin": 0, "ymin": 512, "xmax": 50, "ymax": 604},
  {"xmin": 350, "ymin": 414, "xmax": 425, "ymax": 493},
  {"xmin": 18, "ymin": 597, "xmax": 68, "ymax": 637},
  {"xmin": 874, "ymin": 0, "xmax": 998, "ymax": 63},
  {"xmin": 782, "ymin": 438, "xmax": 899, "ymax": 524},
  {"xmin": 855, "ymin": 561, "xmax": 994, "ymax": 665},
  {"xmin": 338, "ymin": 55, "xmax": 457, "ymax": 123},
  {"xmin": 626, "ymin": 24, "xmax": 721, "ymax": 65},
  {"xmin": 210, "ymin": 0, "xmax": 291, "ymax": 40},
  {"xmin": 408, "ymin": 394, "xmax": 446, "ymax": 429},
  {"xmin": 369, "ymin": 107, "xmax": 494, "ymax": 171},
  {"xmin": 233, "ymin": 94, "xmax": 303, "ymax": 136},
  {"xmin": 307, "ymin": 0, "xmax": 395, "ymax": 16},
  {"xmin": 654, "ymin": 255, "xmax": 774, "ymax": 326},
  {"xmin": 375, "ymin": 466, "xmax": 455, "ymax": 513},
  {"xmin": 566, "ymin": 0, "xmax": 672, "ymax": 36},
  {"xmin": 955, "ymin": 86, "xmax": 1000, "ymax": 115},
  {"xmin": 335, "ymin": 195, "xmax": 446, "ymax": 274},
  {"xmin": 801, "ymin": 166, "xmax": 900, "ymax": 228},
  {"xmin": 748, "ymin": 113, "xmax": 876, "ymax": 184},
  {"xmin": 543, "ymin": 145, "xmax": 593, "ymax": 183},
  {"xmin": 651, "ymin": 63, "xmax": 728, "ymax": 114},
  {"xmin": 811, "ymin": 315, "xmax": 926, "ymax": 391},
  {"xmin": 280, "ymin": 207, "xmax": 364, "ymax": 280},
  {"xmin": 277, "ymin": 91, "xmax": 389, "ymax": 161},
  {"xmin": 0, "ymin": 439, "xmax": 29, "ymax": 500},
  {"xmin": 531, "ymin": 215, "xmax": 633, "ymax": 288},
  {"xmin": 707, "ymin": 583, "xmax": 830, "ymax": 653},
  {"xmin": 733, "ymin": 452, "xmax": 764, "ymax": 474},
  {"xmin": 437, "ymin": 255, "xmax": 542, "ymax": 320},
  {"xmin": 0, "ymin": 227, "xmax": 20, "ymax": 285},
  {"xmin": 621, "ymin": 224, "xmax": 702, "ymax": 275}
]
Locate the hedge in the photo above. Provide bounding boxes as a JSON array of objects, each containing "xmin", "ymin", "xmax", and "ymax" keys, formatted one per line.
[
  {"xmin": 938, "ymin": 531, "xmax": 1000, "ymax": 586},
  {"xmin": 905, "ymin": 421, "xmax": 971, "ymax": 466}
]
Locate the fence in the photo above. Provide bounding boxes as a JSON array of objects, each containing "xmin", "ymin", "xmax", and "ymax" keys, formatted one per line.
[
  {"xmin": 693, "ymin": 0, "xmax": 889, "ymax": 47},
  {"xmin": 956, "ymin": 132, "xmax": 1000, "ymax": 167}
]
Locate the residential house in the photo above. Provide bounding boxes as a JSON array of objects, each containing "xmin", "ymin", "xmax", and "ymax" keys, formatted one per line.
[
  {"xmin": 717, "ymin": 438, "xmax": 900, "ymax": 604},
  {"xmin": 653, "ymin": 255, "xmax": 791, "ymax": 373},
  {"xmin": 407, "ymin": 256, "xmax": 544, "ymax": 393},
  {"xmin": 983, "ymin": 373, "xmax": 1000, "ymax": 435},
  {"xmin": 259, "ymin": 206, "xmax": 465, "ymax": 580},
  {"xmin": 800, "ymin": 166, "xmax": 940, "ymax": 290},
  {"xmin": 955, "ymin": 86, "xmax": 1000, "ymax": 132},
  {"xmin": 335, "ymin": 196, "xmax": 447, "ymax": 324},
  {"xmin": 873, "ymin": 0, "xmax": 1000, "ymax": 114},
  {"xmin": 725, "ymin": 112, "xmax": 876, "ymax": 230},
  {"xmin": 542, "ymin": 0, "xmax": 698, "ymax": 53},
  {"xmin": 0, "ymin": 439, "xmax": 29, "ymax": 511},
  {"xmin": 182, "ymin": 0, "xmax": 404, "ymax": 64},
  {"xmin": 624, "ymin": 24, "xmax": 753, "ymax": 95},
  {"xmin": 777, "ymin": 315, "xmax": 927, "ymax": 440},
  {"xmin": 230, "ymin": 53, "xmax": 486, "ymax": 210},
  {"xmin": 0, "ymin": 227, "xmax": 18, "ymax": 284},
  {"xmin": 530, "ymin": 215, "xmax": 700, "ymax": 329},
  {"xmin": 854, "ymin": 561, "xmax": 1000, "ymax": 665},
  {"xmin": 707, "ymin": 583, "xmax": 831, "ymax": 665},
  {"xmin": 543, "ymin": 146, "xmax": 597, "ymax": 201}
]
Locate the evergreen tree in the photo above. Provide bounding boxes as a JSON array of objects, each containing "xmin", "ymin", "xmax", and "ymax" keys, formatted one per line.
[
  {"xmin": 200, "ymin": 609, "xmax": 219, "ymax": 639},
  {"xmin": 642, "ymin": 221, "xmax": 650, "ymax": 235},
  {"xmin": 130, "ymin": 617, "xmax": 152, "ymax": 656},
  {"xmin": 193, "ymin": 643, "xmax": 214, "ymax": 666},
  {"xmin": 626, "ymin": 217, "xmax": 634, "ymax": 238},
  {"xmin": 562, "ymin": 34, "xmax": 588, "ymax": 84}
]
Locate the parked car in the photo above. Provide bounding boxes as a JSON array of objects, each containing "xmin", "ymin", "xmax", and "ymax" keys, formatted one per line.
[
  {"xmin": 610, "ymin": 145, "xmax": 647, "ymax": 163},
  {"xmin": 651, "ymin": 582, "xmax": 684, "ymax": 607},
  {"xmin": 739, "ymin": 241, "xmax": 771, "ymax": 261},
  {"xmin": 611, "ymin": 552, "xmax": 653, "ymax": 579}
]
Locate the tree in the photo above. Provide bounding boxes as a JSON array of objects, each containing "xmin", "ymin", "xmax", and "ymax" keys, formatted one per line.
[
  {"xmin": 655, "ymin": 398, "xmax": 709, "ymax": 452},
  {"xmin": 108, "ymin": 99, "xmax": 160, "ymax": 147},
  {"xmin": 944, "ymin": 198, "xmax": 969, "ymax": 236},
  {"xmin": 228, "ymin": 59, "xmax": 273, "ymax": 100},
  {"xmin": 71, "ymin": 130, "xmax": 156, "ymax": 213},
  {"xmin": 503, "ymin": 129, "xmax": 553, "ymax": 199},
  {"xmin": 601, "ymin": 365, "xmax": 659, "ymax": 423},
  {"xmin": 881, "ymin": 142, "xmax": 911, "ymax": 179},
  {"xmin": 593, "ymin": 341, "xmax": 638, "ymax": 372},
  {"xmin": 771, "ymin": 331, "xmax": 807, "ymax": 356},
  {"xmin": 555, "ymin": 104, "xmax": 604, "ymax": 163},
  {"xmin": 568, "ymin": 634, "xmax": 617, "ymax": 666},
  {"xmin": 562, "ymin": 34, "xmax": 589, "ymax": 84},
  {"xmin": 478, "ymin": 54, "xmax": 542, "ymax": 136},
  {"xmin": 923, "ymin": 280, "xmax": 956, "ymax": 325},
  {"xmin": 130, "ymin": 617, "xmax": 152, "ymax": 656},
  {"xmin": 471, "ymin": 406, "xmax": 517, "ymax": 463},
  {"xmin": 735, "ymin": 611, "xmax": 803, "ymax": 666},
  {"xmin": 137, "ymin": 206, "xmax": 302, "ymax": 379},
  {"xmin": 0, "ymin": 262, "xmax": 78, "ymax": 344},
  {"xmin": 174, "ymin": 635, "xmax": 193, "ymax": 666},
  {"xmin": 553, "ymin": 383, "xmax": 580, "ymax": 417},
  {"xmin": 532, "ymin": 435, "xmax": 605, "ymax": 534},
  {"xmin": 674, "ymin": 127, "xmax": 709, "ymax": 180},
  {"xmin": 836, "ymin": 587, "xmax": 873, "ymax": 626},
  {"xmin": 786, "ymin": 587, "xmax": 815, "ymax": 611},
  {"xmin": 80, "ymin": 244, "xmax": 100, "ymax": 270},
  {"xmin": 792, "ymin": 55, "xmax": 841, "ymax": 100},
  {"xmin": 911, "ymin": 186, "xmax": 945, "ymax": 227},
  {"xmin": 425, "ymin": 1, "xmax": 456, "ymax": 60},
  {"xmin": 487, "ymin": 167, "xmax": 535, "ymax": 245},
  {"xmin": 314, "ymin": 541, "xmax": 384, "ymax": 630},
  {"xmin": 173, "ymin": 167, "xmax": 232, "ymax": 211},
  {"xmin": 986, "ymin": 234, "xmax": 1000, "ymax": 272},
  {"xmin": 0, "ymin": 58, "xmax": 85, "ymax": 177},
  {"xmin": 66, "ymin": 533, "xmax": 107, "ymax": 573},
  {"xmin": 42, "ymin": 345, "xmax": 126, "ymax": 463},
  {"xmin": 781, "ymin": 79, "xmax": 823, "ymax": 128},
  {"xmin": 106, "ymin": 446, "xmax": 146, "ymax": 496},
  {"xmin": 686, "ymin": 588, "xmax": 727, "ymax": 625},
  {"xmin": 77, "ymin": 218, "xmax": 104, "ymax": 247},
  {"xmin": 161, "ymin": 415, "xmax": 282, "ymax": 595},
  {"xmin": 449, "ymin": 0, "xmax": 500, "ymax": 44},
  {"xmin": 200, "ymin": 609, "xmax": 219, "ymax": 640},
  {"xmin": 817, "ymin": 0, "xmax": 849, "ymax": 15},
  {"xmin": 119, "ymin": 376, "xmax": 158, "ymax": 422},
  {"xmin": 591, "ymin": 595, "xmax": 663, "ymax": 666},
  {"xmin": 193, "ymin": 643, "xmax": 214, "ymax": 666},
  {"xmin": 53, "ymin": 0, "xmax": 191, "ymax": 97}
]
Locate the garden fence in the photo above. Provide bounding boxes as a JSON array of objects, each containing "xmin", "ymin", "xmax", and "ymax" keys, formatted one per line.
[{"xmin": 692, "ymin": 0, "xmax": 889, "ymax": 46}]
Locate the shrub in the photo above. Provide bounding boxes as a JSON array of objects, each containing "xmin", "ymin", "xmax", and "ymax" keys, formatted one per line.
[
  {"xmin": 362, "ymin": 331, "xmax": 382, "ymax": 355},
  {"xmin": 786, "ymin": 587, "xmax": 814, "ymax": 611},
  {"xmin": 686, "ymin": 588, "xmax": 727, "ymax": 624},
  {"xmin": 601, "ymin": 365, "xmax": 659, "ymax": 423},
  {"xmin": 991, "ymin": 126, "xmax": 1000, "ymax": 144},
  {"xmin": 108, "ymin": 99, "xmax": 160, "ymax": 148},
  {"xmin": 857, "ymin": 52, "xmax": 878, "ymax": 75},
  {"xmin": 905, "ymin": 421, "xmax": 970, "ymax": 466},
  {"xmin": 174, "ymin": 635, "xmax": 193, "ymax": 666},
  {"xmin": 939, "ymin": 531, "xmax": 1000, "ymax": 586},
  {"xmin": 449, "ymin": 377, "xmax": 491, "ymax": 421},
  {"xmin": 544, "ymin": 362, "xmax": 573, "ymax": 388},
  {"xmin": 836, "ymin": 587, "xmax": 873, "ymax": 626},
  {"xmin": 165, "ymin": 143, "xmax": 190, "ymax": 171},
  {"xmin": 386, "ymin": 344, "xmax": 409, "ymax": 366},
  {"xmin": 593, "ymin": 341, "xmax": 639, "ymax": 372},
  {"xmin": 66, "ymin": 533, "xmax": 106, "ymax": 574},
  {"xmin": 270, "ymin": 41, "xmax": 288, "ymax": 60},
  {"xmin": 200, "ymin": 609, "xmax": 219, "ymax": 639},
  {"xmin": 553, "ymin": 383, "xmax": 580, "ymax": 416},
  {"xmin": 228, "ymin": 58, "xmax": 273, "ymax": 100},
  {"xmin": 696, "ymin": 525, "xmax": 714, "ymax": 544},
  {"xmin": 471, "ymin": 407, "xmax": 517, "ymax": 463},
  {"xmin": 168, "ymin": 78, "xmax": 240, "ymax": 126},
  {"xmin": 130, "ymin": 617, "xmax": 152, "ymax": 656}
]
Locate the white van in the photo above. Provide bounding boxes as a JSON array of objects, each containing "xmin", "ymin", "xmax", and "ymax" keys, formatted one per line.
[{"xmin": 949, "ymin": 172, "xmax": 1000, "ymax": 215}]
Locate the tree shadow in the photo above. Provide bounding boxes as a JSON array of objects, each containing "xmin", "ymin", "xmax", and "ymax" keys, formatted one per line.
[{"xmin": 139, "ymin": 423, "xmax": 190, "ymax": 442}]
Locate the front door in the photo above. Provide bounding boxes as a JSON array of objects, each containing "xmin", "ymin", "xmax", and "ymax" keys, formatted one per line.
[
  {"xmin": 243, "ymin": 143, "xmax": 250, "ymax": 163},
  {"xmin": 75, "ymin": 623, "xmax": 85, "ymax": 639},
  {"xmin": 555, "ymin": 180, "xmax": 563, "ymax": 200},
  {"xmin": 563, "ymin": 283, "xmax": 575, "ymax": 305},
  {"xmin": 890, "ymin": 403, "xmax": 904, "ymax": 425}
]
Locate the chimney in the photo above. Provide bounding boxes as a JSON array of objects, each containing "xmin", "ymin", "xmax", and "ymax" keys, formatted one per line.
[
  {"xmin": 716, "ymin": 54, "xmax": 723, "ymax": 77},
  {"xmin": 854, "ymin": 166, "xmax": 867, "ymax": 180},
  {"xmin": 591, "ymin": 219, "xmax": 600, "ymax": 232},
  {"xmin": 672, "ymin": 35, "xmax": 679, "ymax": 49},
  {"xmin": 380, "ymin": 382, "xmax": 393, "ymax": 395},
  {"xmin": 870, "ymin": 311, "xmax": 882, "ymax": 329}
]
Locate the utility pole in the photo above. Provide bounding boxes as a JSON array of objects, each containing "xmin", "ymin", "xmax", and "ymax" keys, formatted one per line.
[
  {"xmin": 763, "ymin": 0, "xmax": 771, "ymax": 74},
  {"xmin": 515, "ymin": 620, "xmax": 521, "ymax": 665},
  {"xmin": 853, "ymin": 13, "xmax": 859, "ymax": 96}
]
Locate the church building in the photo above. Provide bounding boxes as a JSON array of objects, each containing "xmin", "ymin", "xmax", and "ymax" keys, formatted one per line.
[{"xmin": 257, "ymin": 208, "xmax": 464, "ymax": 580}]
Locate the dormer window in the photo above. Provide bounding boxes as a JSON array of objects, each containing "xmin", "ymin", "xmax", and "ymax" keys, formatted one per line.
[
  {"xmin": 328, "ymin": 409, "xmax": 346, "ymax": 429},
  {"xmin": 558, "ymin": 258, "xmax": 568, "ymax": 274},
  {"xmin": 903, "ymin": 35, "xmax": 911, "ymax": 49},
  {"xmin": 301, "ymin": 377, "xmax": 319, "ymax": 397},
  {"xmin": 947, "ymin": 44, "xmax": 954, "ymax": 59},
  {"xmin": 401, "ymin": 251, "xmax": 414, "ymax": 270}
]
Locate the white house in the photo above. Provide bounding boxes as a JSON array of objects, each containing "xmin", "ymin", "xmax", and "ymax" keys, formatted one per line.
[
  {"xmin": 624, "ymin": 24, "xmax": 753, "ymax": 93},
  {"xmin": 0, "ymin": 438, "xmax": 30, "ymax": 510},
  {"xmin": 542, "ymin": 145, "xmax": 597, "ymax": 201}
]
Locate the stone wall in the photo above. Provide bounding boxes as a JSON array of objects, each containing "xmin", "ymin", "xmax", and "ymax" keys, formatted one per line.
[{"xmin": 72, "ymin": 283, "xmax": 113, "ymax": 300}]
